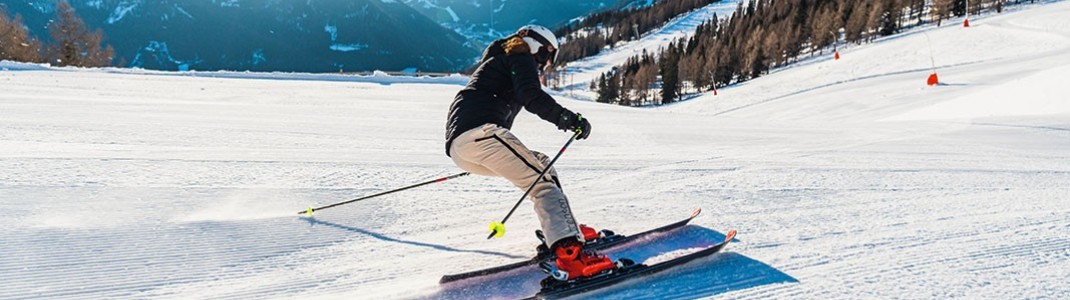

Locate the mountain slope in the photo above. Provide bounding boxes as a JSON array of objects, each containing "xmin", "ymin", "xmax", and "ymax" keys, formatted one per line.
[
  {"xmin": 400, "ymin": 0, "xmax": 617, "ymax": 46},
  {"xmin": 558, "ymin": 0, "xmax": 740, "ymax": 97},
  {"xmin": 3, "ymin": 0, "xmax": 479, "ymax": 72},
  {"xmin": 670, "ymin": 2, "xmax": 1070, "ymax": 122}
]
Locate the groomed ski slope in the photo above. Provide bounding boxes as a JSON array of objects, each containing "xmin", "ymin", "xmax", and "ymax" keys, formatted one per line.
[{"xmin": 2, "ymin": 2, "xmax": 1070, "ymax": 299}]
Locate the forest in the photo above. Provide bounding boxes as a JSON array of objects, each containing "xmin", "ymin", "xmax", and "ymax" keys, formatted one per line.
[
  {"xmin": 0, "ymin": 1, "xmax": 114, "ymax": 68},
  {"xmin": 553, "ymin": 0, "xmax": 721, "ymax": 66},
  {"xmin": 577, "ymin": 0, "xmax": 1019, "ymax": 106}
]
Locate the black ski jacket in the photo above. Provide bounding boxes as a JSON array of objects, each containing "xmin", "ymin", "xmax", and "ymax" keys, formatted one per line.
[{"xmin": 444, "ymin": 37, "xmax": 570, "ymax": 156}]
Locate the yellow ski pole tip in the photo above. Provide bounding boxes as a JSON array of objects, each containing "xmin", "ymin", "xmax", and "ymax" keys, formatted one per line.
[
  {"xmin": 305, "ymin": 207, "xmax": 314, "ymax": 216},
  {"xmin": 489, "ymin": 222, "xmax": 506, "ymax": 238}
]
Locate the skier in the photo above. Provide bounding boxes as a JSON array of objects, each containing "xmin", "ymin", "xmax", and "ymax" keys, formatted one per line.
[{"xmin": 445, "ymin": 25, "xmax": 617, "ymax": 280}]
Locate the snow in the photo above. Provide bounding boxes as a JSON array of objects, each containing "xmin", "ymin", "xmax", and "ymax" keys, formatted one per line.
[
  {"xmin": 445, "ymin": 6, "xmax": 460, "ymax": 22},
  {"xmin": 106, "ymin": 2, "xmax": 139, "ymax": 24},
  {"xmin": 324, "ymin": 25, "xmax": 339, "ymax": 41},
  {"xmin": 250, "ymin": 51, "xmax": 266, "ymax": 67},
  {"xmin": 885, "ymin": 64, "xmax": 1070, "ymax": 121},
  {"xmin": 324, "ymin": 24, "xmax": 370, "ymax": 52},
  {"xmin": 174, "ymin": 4, "xmax": 194, "ymax": 20},
  {"xmin": 2, "ymin": 1, "xmax": 1070, "ymax": 300},
  {"xmin": 330, "ymin": 44, "xmax": 370, "ymax": 52},
  {"xmin": 215, "ymin": 0, "xmax": 240, "ymax": 8},
  {"xmin": 86, "ymin": 0, "xmax": 104, "ymax": 10}
]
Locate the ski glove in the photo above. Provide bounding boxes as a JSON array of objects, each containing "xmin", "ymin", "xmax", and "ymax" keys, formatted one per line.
[{"xmin": 557, "ymin": 111, "xmax": 592, "ymax": 140}]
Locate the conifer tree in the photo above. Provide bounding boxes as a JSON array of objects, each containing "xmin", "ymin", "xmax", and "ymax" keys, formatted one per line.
[
  {"xmin": 659, "ymin": 43, "xmax": 680, "ymax": 104},
  {"xmin": 46, "ymin": 1, "xmax": 114, "ymax": 67},
  {"xmin": 0, "ymin": 9, "xmax": 42, "ymax": 63}
]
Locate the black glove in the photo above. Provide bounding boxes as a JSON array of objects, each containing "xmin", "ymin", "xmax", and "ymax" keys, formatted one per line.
[{"xmin": 556, "ymin": 111, "xmax": 592, "ymax": 140}]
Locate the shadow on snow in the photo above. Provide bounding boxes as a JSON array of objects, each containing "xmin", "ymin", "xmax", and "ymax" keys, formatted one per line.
[
  {"xmin": 303, "ymin": 217, "xmax": 525, "ymax": 259},
  {"xmin": 428, "ymin": 225, "xmax": 797, "ymax": 299}
]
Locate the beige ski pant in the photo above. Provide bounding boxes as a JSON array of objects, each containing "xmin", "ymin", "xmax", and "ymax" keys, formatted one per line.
[{"xmin": 449, "ymin": 124, "xmax": 582, "ymax": 246}]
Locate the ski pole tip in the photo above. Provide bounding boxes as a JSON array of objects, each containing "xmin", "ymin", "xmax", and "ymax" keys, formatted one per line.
[{"xmin": 488, "ymin": 221, "xmax": 506, "ymax": 239}]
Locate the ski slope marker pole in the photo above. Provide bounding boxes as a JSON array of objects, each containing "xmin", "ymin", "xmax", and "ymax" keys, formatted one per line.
[
  {"xmin": 298, "ymin": 172, "xmax": 470, "ymax": 216},
  {"xmin": 488, "ymin": 131, "xmax": 580, "ymax": 239}
]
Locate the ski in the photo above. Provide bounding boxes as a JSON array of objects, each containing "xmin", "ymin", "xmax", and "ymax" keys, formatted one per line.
[
  {"xmin": 525, "ymin": 229, "xmax": 737, "ymax": 300},
  {"xmin": 439, "ymin": 208, "xmax": 703, "ymax": 284}
]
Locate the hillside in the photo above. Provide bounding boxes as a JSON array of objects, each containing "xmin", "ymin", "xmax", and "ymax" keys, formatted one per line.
[
  {"xmin": 1, "ymin": 1, "xmax": 1069, "ymax": 299},
  {"xmin": 557, "ymin": 0, "xmax": 739, "ymax": 97},
  {"xmin": 3, "ymin": 0, "xmax": 478, "ymax": 72},
  {"xmin": 401, "ymin": 0, "xmax": 617, "ymax": 47}
]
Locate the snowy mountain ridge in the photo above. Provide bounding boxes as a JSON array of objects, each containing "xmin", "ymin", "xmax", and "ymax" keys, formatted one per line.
[
  {"xmin": 3, "ymin": 0, "xmax": 635, "ymax": 72},
  {"xmin": 4, "ymin": 0, "xmax": 479, "ymax": 72},
  {"xmin": 399, "ymin": 0, "xmax": 622, "ymax": 46}
]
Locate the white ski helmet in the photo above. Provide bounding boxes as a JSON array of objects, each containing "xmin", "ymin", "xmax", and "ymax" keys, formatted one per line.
[{"xmin": 517, "ymin": 24, "xmax": 559, "ymax": 67}]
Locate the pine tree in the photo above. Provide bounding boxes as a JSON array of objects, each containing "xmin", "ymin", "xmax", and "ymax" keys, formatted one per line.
[
  {"xmin": 659, "ymin": 43, "xmax": 680, "ymax": 104},
  {"xmin": 46, "ymin": 1, "xmax": 114, "ymax": 67},
  {"xmin": 951, "ymin": 0, "xmax": 967, "ymax": 17},
  {"xmin": 845, "ymin": 2, "xmax": 871, "ymax": 42},
  {"xmin": 933, "ymin": 0, "xmax": 955, "ymax": 26},
  {"xmin": 0, "ymin": 9, "xmax": 42, "ymax": 63},
  {"xmin": 607, "ymin": 71, "xmax": 622, "ymax": 105},
  {"xmin": 596, "ymin": 73, "xmax": 612, "ymax": 104},
  {"xmin": 888, "ymin": 0, "xmax": 904, "ymax": 36}
]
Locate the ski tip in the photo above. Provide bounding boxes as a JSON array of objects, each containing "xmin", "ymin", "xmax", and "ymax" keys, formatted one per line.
[
  {"xmin": 689, "ymin": 207, "xmax": 702, "ymax": 219},
  {"xmin": 724, "ymin": 229, "xmax": 737, "ymax": 243}
]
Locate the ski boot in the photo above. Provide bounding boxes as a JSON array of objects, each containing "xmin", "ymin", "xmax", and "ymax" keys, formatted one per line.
[
  {"xmin": 546, "ymin": 238, "xmax": 620, "ymax": 281},
  {"xmin": 535, "ymin": 224, "xmax": 620, "ymax": 260},
  {"xmin": 536, "ymin": 224, "xmax": 616, "ymax": 245}
]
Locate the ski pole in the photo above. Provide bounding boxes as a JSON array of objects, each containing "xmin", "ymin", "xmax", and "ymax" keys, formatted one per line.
[
  {"xmin": 487, "ymin": 131, "xmax": 580, "ymax": 239},
  {"xmin": 299, "ymin": 172, "xmax": 470, "ymax": 215}
]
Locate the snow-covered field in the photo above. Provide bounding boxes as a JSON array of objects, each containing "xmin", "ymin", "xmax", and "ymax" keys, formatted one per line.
[{"xmin": 3, "ymin": 2, "xmax": 1070, "ymax": 299}]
